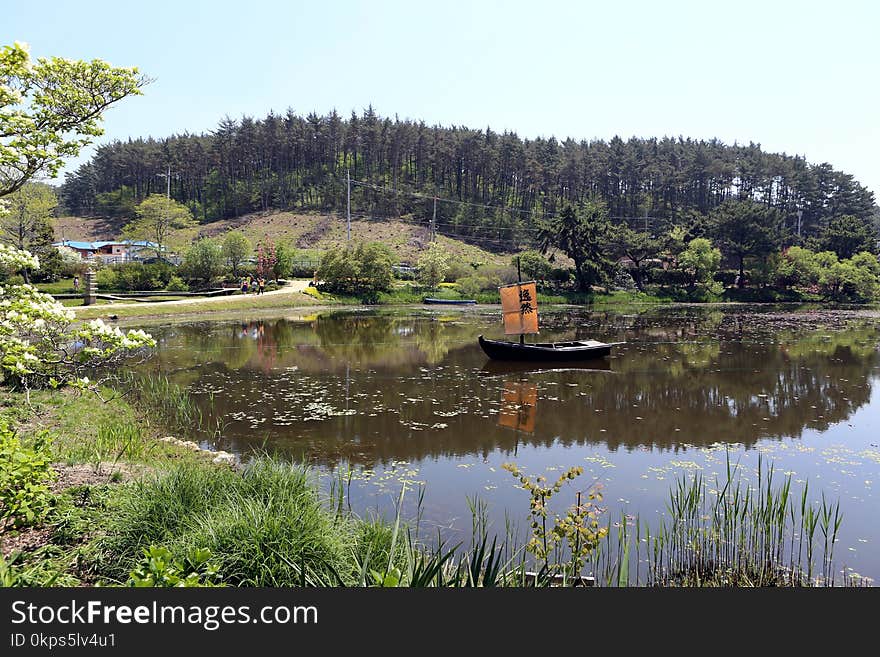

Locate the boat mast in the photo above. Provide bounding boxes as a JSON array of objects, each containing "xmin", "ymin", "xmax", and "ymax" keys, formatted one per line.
[{"xmin": 517, "ymin": 256, "xmax": 524, "ymax": 345}]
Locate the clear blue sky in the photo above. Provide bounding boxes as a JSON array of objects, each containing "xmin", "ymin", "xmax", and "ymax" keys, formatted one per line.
[{"xmin": 5, "ymin": 0, "xmax": 879, "ymax": 199}]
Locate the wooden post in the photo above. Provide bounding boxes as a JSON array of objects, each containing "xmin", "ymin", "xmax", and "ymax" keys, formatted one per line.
[{"xmin": 83, "ymin": 269, "xmax": 97, "ymax": 306}]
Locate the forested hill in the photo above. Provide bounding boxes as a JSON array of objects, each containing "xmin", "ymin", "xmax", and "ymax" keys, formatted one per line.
[{"xmin": 60, "ymin": 107, "xmax": 877, "ymax": 244}]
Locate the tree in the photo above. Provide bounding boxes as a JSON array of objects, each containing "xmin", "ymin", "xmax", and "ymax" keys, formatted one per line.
[
  {"xmin": 123, "ymin": 195, "xmax": 195, "ymax": 259},
  {"xmin": 179, "ymin": 239, "xmax": 224, "ymax": 288},
  {"xmin": 221, "ymin": 231, "xmax": 251, "ymax": 277},
  {"xmin": 539, "ymin": 199, "xmax": 613, "ymax": 292},
  {"xmin": 255, "ymin": 237, "xmax": 277, "ymax": 279},
  {"xmin": 317, "ymin": 241, "xmax": 394, "ymax": 298},
  {"xmin": 0, "ymin": 183, "xmax": 60, "ymax": 282},
  {"xmin": 709, "ymin": 200, "xmax": 783, "ymax": 287},
  {"xmin": 417, "ymin": 243, "xmax": 449, "ymax": 290},
  {"xmin": 813, "ymin": 215, "xmax": 877, "ymax": 259},
  {"xmin": 0, "ymin": 41, "xmax": 146, "ymax": 199},
  {"xmin": 677, "ymin": 238, "xmax": 722, "ymax": 295},
  {"xmin": 273, "ymin": 243, "xmax": 294, "ymax": 280},
  {"xmin": 774, "ymin": 246, "xmax": 819, "ymax": 290},
  {"xmin": 606, "ymin": 225, "xmax": 663, "ymax": 291}
]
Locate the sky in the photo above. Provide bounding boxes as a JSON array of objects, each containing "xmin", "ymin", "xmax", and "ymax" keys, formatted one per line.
[{"xmin": 4, "ymin": 0, "xmax": 879, "ymax": 199}]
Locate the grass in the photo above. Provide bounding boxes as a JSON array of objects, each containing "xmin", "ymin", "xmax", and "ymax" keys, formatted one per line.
[
  {"xmin": 87, "ymin": 458, "xmax": 394, "ymax": 586},
  {"xmin": 35, "ymin": 278, "xmax": 77, "ymax": 294}
]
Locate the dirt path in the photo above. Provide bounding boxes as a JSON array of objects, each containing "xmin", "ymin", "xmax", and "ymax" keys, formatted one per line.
[{"xmin": 86, "ymin": 280, "xmax": 312, "ymax": 312}]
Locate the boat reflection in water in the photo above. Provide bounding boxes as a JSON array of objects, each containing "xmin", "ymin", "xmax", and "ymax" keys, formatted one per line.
[
  {"xmin": 479, "ymin": 358, "xmax": 614, "ymax": 378},
  {"xmin": 498, "ymin": 381, "xmax": 538, "ymax": 456}
]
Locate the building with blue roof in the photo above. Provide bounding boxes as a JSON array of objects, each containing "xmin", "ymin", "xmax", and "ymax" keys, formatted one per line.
[{"xmin": 53, "ymin": 239, "xmax": 164, "ymax": 264}]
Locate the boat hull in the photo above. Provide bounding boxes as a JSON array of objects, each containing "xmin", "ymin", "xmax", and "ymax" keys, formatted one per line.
[
  {"xmin": 424, "ymin": 298, "xmax": 477, "ymax": 305},
  {"xmin": 478, "ymin": 335, "xmax": 618, "ymax": 362}
]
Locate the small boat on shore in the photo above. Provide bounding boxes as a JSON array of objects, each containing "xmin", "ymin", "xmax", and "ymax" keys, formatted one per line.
[
  {"xmin": 478, "ymin": 335, "xmax": 622, "ymax": 362},
  {"xmin": 423, "ymin": 298, "xmax": 477, "ymax": 305}
]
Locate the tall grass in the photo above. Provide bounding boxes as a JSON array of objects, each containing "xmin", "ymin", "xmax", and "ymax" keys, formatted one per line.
[
  {"xmin": 117, "ymin": 372, "xmax": 207, "ymax": 435},
  {"xmin": 89, "ymin": 457, "xmax": 397, "ymax": 586},
  {"xmin": 585, "ymin": 454, "xmax": 851, "ymax": 586}
]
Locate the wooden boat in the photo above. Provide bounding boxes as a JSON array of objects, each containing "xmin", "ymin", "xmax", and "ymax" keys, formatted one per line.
[
  {"xmin": 479, "ymin": 335, "xmax": 622, "ymax": 362},
  {"xmin": 479, "ymin": 269, "xmax": 624, "ymax": 361},
  {"xmin": 423, "ymin": 297, "xmax": 477, "ymax": 305}
]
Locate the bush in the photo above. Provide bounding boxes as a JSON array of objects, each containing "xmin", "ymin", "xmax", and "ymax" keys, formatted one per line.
[
  {"xmin": 95, "ymin": 267, "xmax": 117, "ymax": 290},
  {"xmin": 514, "ymin": 250, "xmax": 552, "ymax": 282},
  {"xmin": 317, "ymin": 242, "xmax": 394, "ymax": 298},
  {"xmin": 416, "ymin": 243, "xmax": 450, "ymax": 290},
  {"xmin": 165, "ymin": 275, "xmax": 189, "ymax": 292},
  {"xmin": 96, "ymin": 262, "xmax": 174, "ymax": 291},
  {"xmin": 444, "ymin": 259, "xmax": 476, "ymax": 283},
  {"xmin": 179, "ymin": 239, "xmax": 226, "ymax": 289},
  {"xmin": 456, "ymin": 274, "xmax": 492, "ymax": 298},
  {"xmin": 0, "ymin": 424, "xmax": 55, "ymax": 528}
]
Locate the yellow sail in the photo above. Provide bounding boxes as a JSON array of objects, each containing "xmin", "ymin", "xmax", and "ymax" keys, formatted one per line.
[{"xmin": 500, "ymin": 281, "xmax": 538, "ymax": 335}]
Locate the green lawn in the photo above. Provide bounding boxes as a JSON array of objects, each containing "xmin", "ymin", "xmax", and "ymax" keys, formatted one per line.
[{"xmin": 35, "ymin": 278, "xmax": 77, "ymax": 294}]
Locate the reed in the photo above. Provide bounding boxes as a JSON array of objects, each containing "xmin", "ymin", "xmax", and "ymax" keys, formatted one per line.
[{"xmin": 585, "ymin": 454, "xmax": 857, "ymax": 586}]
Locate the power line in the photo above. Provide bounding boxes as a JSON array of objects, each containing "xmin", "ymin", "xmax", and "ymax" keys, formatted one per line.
[{"xmin": 347, "ymin": 176, "xmax": 667, "ymax": 225}]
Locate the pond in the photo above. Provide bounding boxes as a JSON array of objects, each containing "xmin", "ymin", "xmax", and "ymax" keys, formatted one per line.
[{"xmin": 139, "ymin": 305, "xmax": 880, "ymax": 582}]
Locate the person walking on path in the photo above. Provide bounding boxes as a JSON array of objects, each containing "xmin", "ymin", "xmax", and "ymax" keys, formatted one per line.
[
  {"xmin": 73, "ymin": 275, "xmax": 80, "ymax": 292},
  {"xmin": 257, "ymin": 277, "xmax": 266, "ymax": 295}
]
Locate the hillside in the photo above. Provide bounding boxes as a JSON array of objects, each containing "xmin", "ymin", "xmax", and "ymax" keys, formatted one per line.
[
  {"xmin": 54, "ymin": 211, "xmax": 521, "ymax": 266},
  {"xmin": 60, "ymin": 108, "xmax": 877, "ymax": 247}
]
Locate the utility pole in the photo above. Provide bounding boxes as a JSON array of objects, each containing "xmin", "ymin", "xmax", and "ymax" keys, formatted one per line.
[
  {"xmin": 165, "ymin": 164, "xmax": 171, "ymax": 198},
  {"xmin": 346, "ymin": 169, "xmax": 352, "ymax": 241},
  {"xmin": 431, "ymin": 196, "xmax": 437, "ymax": 241},
  {"xmin": 796, "ymin": 209, "xmax": 803, "ymax": 240}
]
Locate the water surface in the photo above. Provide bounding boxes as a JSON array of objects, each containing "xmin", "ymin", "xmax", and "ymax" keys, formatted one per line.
[{"xmin": 143, "ymin": 305, "xmax": 880, "ymax": 581}]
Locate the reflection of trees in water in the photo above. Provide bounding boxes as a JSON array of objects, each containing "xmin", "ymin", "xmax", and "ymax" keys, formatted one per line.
[
  {"xmin": 148, "ymin": 312, "xmax": 483, "ymax": 374},
  {"xmin": 142, "ymin": 310, "xmax": 880, "ymax": 468}
]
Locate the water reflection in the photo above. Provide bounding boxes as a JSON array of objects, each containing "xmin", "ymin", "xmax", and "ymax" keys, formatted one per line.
[
  {"xmin": 145, "ymin": 308, "xmax": 880, "ymax": 467},
  {"xmin": 498, "ymin": 382, "xmax": 538, "ymax": 435}
]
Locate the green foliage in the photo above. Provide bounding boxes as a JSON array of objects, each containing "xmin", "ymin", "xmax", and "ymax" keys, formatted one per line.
[
  {"xmin": 813, "ymin": 214, "xmax": 877, "ymax": 259},
  {"xmin": 123, "ymin": 195, "xmax": 195, "ymax": 258},
  {"xmin": 317, "ymin": 241, "xmax": 395, "ymax": 299},
  {"xmin": 0, "ymin": 423, "xmax": 55, "ymax": 528},
  {"xmin": 179, "ymin": 239, "xmax": 224, "ymax": 288},
  {"xmin": 774, "ymin": 246, "xmax": 880, "ymax": 301},
  {"xmin": 0, "ymin": 183, "xmax": 60, "ymax": 281},
  {"xmin": 775, "ymin": 246, "xmax": 820, "ymax": 289},
  {"xmin": 539, "ymin": 199, "xmax": 613, "ymax": 292},
  {"xmin": 416, "ymin": 243, "xmax": 450, "ymax": 290},
  {"xmin": 94, "ymin": 458, "xmax": 365, "ymax": 586},
  {"xmin": 273, "ymin": 243, "xmax": 295, "ymax": 280},
  {"xmin": 502, "ymin": 463, "xmax": 606, "ymax": 576},
  {"xmin": 97, "ymin": 262, "xmax": 173, "ymax": 291},
  {"xmin": 221, "ymin": 232, "xmax": 251, "ymax": 277},
  {"xmin": 455, "ymin": 274, "xmax": 494, "ymax": 298},
  {"xmin": 513, "ymin": 250, "xmax": 552, "ymax": 282},
  {"xmin": 0, "ymin": 41, "xmax": 144, "ymax": 198},
  {"xmin": 677, "ymin": 237, "xmax": 722, "ymax": 295},
  {"xmin": 165, "ymin": 275, "xmax": 189, "ymax": 292},
  {"xmin": 127, "ymin": 545, "xmax": 222, "ymax": 587}
]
